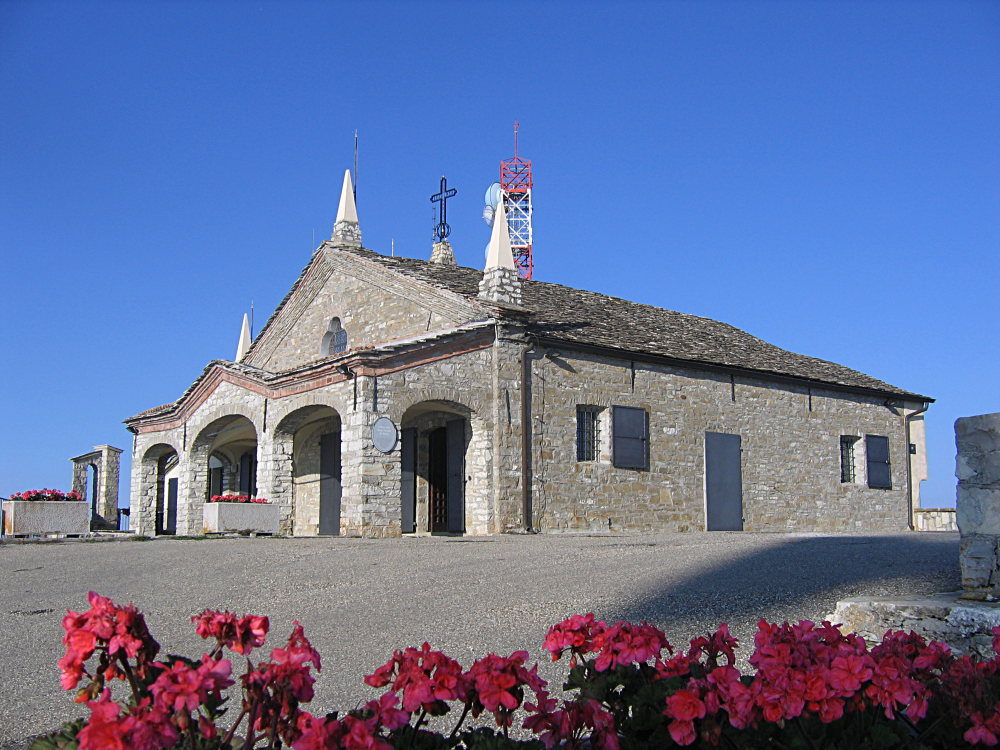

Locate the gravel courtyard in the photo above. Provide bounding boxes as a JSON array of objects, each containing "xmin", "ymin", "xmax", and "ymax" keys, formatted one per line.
[{"xmin": 0, "ymin": 531, "xmax": 959, "ymax": 747}]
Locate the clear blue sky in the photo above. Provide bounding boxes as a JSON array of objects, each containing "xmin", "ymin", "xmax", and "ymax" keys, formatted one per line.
[{"xmin": 2, "ymin": 1, "xmax": 997, "ymax": 510}]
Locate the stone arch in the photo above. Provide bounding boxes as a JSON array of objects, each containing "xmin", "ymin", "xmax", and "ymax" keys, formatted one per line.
[
  {"xmin": 181, "ymin": 415, "xmax": 259, "ymax": 535},
  {"xmin": 191, "ymin": 415, "xmax": 259, "ymax": 496},
  {"xmin": 391, "ymin": 387, "xmax": 489, "ymax": 424},
  {"xmin": 186, "ymin": 401, "xmax": 261, "ymax": 447},
  {"xmin": 268, "ymin": 392, "xmax": 349, "ymax": 431},
  {"xmin": 138, "ymin": 442, "xmax": 181, "ymax": 536},
  {"xmin": 70, "ymin": 444, "xmax": 123, "ymax": 530},
  {"xmin": 399, "ymin": 398, "xmax": 489, "ymax": 535},
  {"xmin": 272, "ymin": 403, "xmax": 344, "ymax": 536}
]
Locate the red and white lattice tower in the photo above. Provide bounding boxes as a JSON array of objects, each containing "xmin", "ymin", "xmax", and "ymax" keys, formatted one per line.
[{"xmin": 500, "ymin": 122, "xmax": 534, "ymax": 279}]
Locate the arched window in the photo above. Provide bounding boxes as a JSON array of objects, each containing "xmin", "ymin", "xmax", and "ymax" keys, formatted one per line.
[{"xmin": 322, "ymin": 317, "xmax": 348, "ymax": 356}]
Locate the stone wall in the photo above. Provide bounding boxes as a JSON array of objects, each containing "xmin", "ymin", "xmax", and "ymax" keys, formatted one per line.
[
  {"xmin": 526, "ymin": 348, "xmax": 915, "ymax": 533},
  {"xmin": 248, "ymin": 247, "xmax": 479, "ymax": 373},
  {"xmin": 915, "ymin": 508, "xmax": 958, "ymax": 532},
  {"xmin": 956, "ymin": 412, "xmax": 1000, "ymax": 599},
  {"xmin": 131, "ymin": 327, "xmax": 918, "ymax": 537}
]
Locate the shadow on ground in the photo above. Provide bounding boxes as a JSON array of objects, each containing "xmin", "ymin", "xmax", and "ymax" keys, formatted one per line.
[{"xmin": 610, "ymin": 533, "xmax": 960, "ymax": 634}]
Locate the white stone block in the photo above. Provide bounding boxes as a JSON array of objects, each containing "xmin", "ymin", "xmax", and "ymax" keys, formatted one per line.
[
  {"xmin": 203, "ymin": 502, "xmax": 280, "ymax": 534},
  {"xmin": 2, "ymin": 501, "xmax": 90, "ymax": 535}
]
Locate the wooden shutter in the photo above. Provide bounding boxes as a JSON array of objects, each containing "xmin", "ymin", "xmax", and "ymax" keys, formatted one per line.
[
  {"xmin": 612, "ymin": 406, "xmax": 648, "ymax": 470},
  {"xmin": 865, "ymin": 434, "xmax": 891, "ymax": 489}
]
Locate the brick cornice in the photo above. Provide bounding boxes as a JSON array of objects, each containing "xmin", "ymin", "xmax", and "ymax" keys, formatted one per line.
[{"xmin": 127, "ymin": 329, "xmax": 494, "ymax": 434}]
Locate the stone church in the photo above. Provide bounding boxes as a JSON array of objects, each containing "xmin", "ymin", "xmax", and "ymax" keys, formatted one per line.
[{"xmin": 126, "ymin": 171, "xmax": 932, "ymax": 537}]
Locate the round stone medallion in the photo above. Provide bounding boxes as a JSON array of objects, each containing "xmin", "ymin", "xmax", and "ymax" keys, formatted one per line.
[{"xmin": 371, "ymin": 416, "xmax": 398, "ymax": 453}]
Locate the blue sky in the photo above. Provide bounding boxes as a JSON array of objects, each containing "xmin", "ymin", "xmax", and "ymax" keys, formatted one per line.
[{"xmin": 2, "ymin": 1, "xmax": 997, "ymax": 510}]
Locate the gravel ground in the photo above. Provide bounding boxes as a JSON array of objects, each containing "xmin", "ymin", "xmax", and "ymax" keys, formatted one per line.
[{"xmin": 0, "ymin": 530, "xmax": 959, "ymax": 748}]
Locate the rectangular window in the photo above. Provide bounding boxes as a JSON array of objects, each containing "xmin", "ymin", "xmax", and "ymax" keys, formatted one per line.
[
  {"xmin": 839, "ymin": 436, "xmax": 858, "ymax": 483},
  {"xmin": 576, "ymin": 407, "xmax": 601, "ymax": 461},
  {"xmin": 612, "ymin": 406, "xmax": 648, "ymax": 470},
  {"xmin": 865, "ymin": 434, "xmax": 892, "ymax": 489}
]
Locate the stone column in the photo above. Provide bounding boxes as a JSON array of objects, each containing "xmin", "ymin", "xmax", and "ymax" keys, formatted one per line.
[
  {"xmin": 258, "ymin": 429, "xmax": 294, "ymax": 535},
  {"xmin": 337, "ymin": 375, "xmax": 403, "ymax": 537},
  {"xmin": 179, "ymin": 441, "xmax": 210, "ymax": 536},
  {"xmin": 130, "ymin": 449, "xmax": 155, "ymax": 537},
  {"xmin": 489, "ymin": 328, "xmax": 530, "ymax": 532},
  {"xmin": 957, "ymin": 413, "xmax": 1000, "ymax": 600}
]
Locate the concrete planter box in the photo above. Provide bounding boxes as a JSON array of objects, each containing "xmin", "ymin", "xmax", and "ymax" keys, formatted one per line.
[
  {"xmin": 203, "ymin": 502, "xmax": 279, "ymax": 535},
  {"xmin": 2, "ymin": 500, "xmax": 90, "ymax": 535}
]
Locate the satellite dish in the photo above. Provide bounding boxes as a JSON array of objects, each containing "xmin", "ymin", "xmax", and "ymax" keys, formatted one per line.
[
  {"xmin": 482, "ymin": 205, "xmax": 495, "ymax": 226},
  {"xmin": 484, "ymin": 182, "xmax": 502, "ymax": 209}
]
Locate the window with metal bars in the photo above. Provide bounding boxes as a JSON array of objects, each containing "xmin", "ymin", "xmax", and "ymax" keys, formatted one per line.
[
  {"xmin": 576, "ymin": 407, "xmax": 601, "ymax": 462},
  {"xmin": 840, "ymin": 435, "xmax": 859, "ymax": 483}
]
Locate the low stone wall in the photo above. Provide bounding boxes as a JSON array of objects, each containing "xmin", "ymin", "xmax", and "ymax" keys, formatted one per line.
[
  {"xmin": 830, "ymin": 594, "xmax": 1000, "ymax": 658},
  {"xmin": 914, "ymin": 508, "xmax": 958, "ymax": 532},
  {"xmin": 2, "ymin": 501, "xmax": 89, "ymax": 535},
  {"xmin": 203, "ymin": 502, "xmax": 280, "ymax": 535}
]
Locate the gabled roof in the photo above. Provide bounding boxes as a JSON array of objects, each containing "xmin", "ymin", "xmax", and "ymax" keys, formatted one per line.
[
  {"xmin": 130, "ymin": 242, "xmax": 929, "ymax": 428},
  {"xmin": 335, "ymin": 246, "xmax": 930, "ymax": 401}
]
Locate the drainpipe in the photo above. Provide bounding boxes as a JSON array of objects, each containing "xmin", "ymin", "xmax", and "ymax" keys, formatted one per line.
[
  {"xmin": 521, "ymin": 342, "xmax": 534, "ymax": 532},
  {"xmin": 904, "ymin": 401, "xmax": 930, "ymax": 531}
]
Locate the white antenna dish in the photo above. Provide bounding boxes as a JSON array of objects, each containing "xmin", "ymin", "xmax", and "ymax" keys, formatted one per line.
[
  {"xmin": 482, "ymin": 181, "xmax": 501, "ymax": 226},
  {"xmin": 484, "ymin": 182, "xmax": 501, "ymax": 208}
]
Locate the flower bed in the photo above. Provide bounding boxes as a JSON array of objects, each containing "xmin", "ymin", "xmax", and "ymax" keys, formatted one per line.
[
  {"xmin": 3, "ymin": 489, "xmax": 88, "ymax": 535},
  {"xmin": 209, "ymin": 494, "xmax": 271, "ymax": 504},
  {"xmin": 204, "ymin": 498, "xmax": 279, "ymax": 534},
  {"xmin": 9, "ymin": 488, "xmax": 83, "ymax": 502},
  {"xmin": 35, "ymin": 593, "xmax": 1000, "ymax": 749}
]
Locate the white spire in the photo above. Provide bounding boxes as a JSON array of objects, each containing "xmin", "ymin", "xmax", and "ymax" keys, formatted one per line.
[
  {"xmin": 331, "ymin": 169, "xmax": 362, "ymax": 246},
  {"xmin": 235, "ymin": 313, "xmax": 252, "ymax": 361},
  {"xmin": 484, "ymin": 199, "xmax": 516, "ymax": 271},
  {"xmin": 478, "ymin": 199, "xmax": 522, "ymax": 306},
  {"xmin": 336, "ymin": 169, "xmax": 358, "ymax": 223}
]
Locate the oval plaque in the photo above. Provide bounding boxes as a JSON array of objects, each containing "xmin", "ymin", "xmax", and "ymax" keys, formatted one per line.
[{"xmin": 371, "ymin": 416, "xmax": 398, "ymax": 453}]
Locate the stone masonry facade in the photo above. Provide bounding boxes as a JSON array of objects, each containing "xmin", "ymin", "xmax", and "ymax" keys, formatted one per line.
[
  {"xmin": 129, "ymin": 332, "xmax": 917, "ymax": 537},
  {"xmin": 527, "ymin": 350, "xmax": 914, "ymax": 532},
  {"xmin": 127, "ymin": 238, "xmax": 929, "ymax": 538}
]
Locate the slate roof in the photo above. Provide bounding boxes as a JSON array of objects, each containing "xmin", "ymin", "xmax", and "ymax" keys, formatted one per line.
[
  {"xmin": 127, "ymin": 243, "xmax": 929, "ymax": 426},
  {"xmin": 337, "ymin": 247, "xmax": 930, "ymax": 401}
]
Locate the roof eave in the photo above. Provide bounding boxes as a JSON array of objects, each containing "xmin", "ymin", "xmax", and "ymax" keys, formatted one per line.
[{"xmin": 531, "ymin": 334, "xmax": 934, "ymax": 404}]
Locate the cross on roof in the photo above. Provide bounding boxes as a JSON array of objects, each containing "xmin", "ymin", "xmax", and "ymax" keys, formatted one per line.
[{"xmin": 430, "ymin": 176, "xmax": 458, "ymax": 242}]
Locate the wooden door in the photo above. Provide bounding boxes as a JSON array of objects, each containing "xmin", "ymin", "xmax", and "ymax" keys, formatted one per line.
[
  {"xmin": 319, "ymin": 431, "xmax": 341, "ymax": 535},
  {"xmin": 446, "ymin": 419, "xmax": 465, "ymax": 533},
  {"xmin": 165, "ymin": 478, "xmax": 178, "ymax": 535},
  {"xmin": 428, "ymin": 428, "xmax": 448, "ymax": 532}
]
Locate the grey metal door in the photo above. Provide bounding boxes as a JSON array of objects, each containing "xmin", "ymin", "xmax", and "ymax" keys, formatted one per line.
[
  {"xmin": 400, "ymin": 428, "xmax": 417, "ymax": 533},
  {"xmin": 705, "ymin": 432, "xmax": 743, "ymax": 531},
  {"xmin": 165, "ymin": 478, "xmax": 178, "ymax": 534},
  {"xmin": 446, "ymin": 419, "xmax": 465, "ymax": 533},
  {"xmin": 319, "ymin": 431, "xmax": 341, "ymax": 535}
]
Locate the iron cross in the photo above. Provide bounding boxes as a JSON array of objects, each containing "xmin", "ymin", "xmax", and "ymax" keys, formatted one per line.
[{"xmin": 430, "ymin": 176, "xmax": 458, "ymax": 241}]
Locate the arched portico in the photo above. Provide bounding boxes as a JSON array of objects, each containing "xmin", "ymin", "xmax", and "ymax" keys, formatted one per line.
[
  {"xmin": 399, "ymin": 400, "xmax": 476, "ymax": 534},
  {"xmin": 137, "ymin": 443, "xmax": 180, "ymax": 536},
  {"xmin": 184, "ymin": 415, "xmax": 259, "ymax": 534},
  {"xmin": 273, "ymin": 404, "xmax": 343, "ymax": 535}
]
